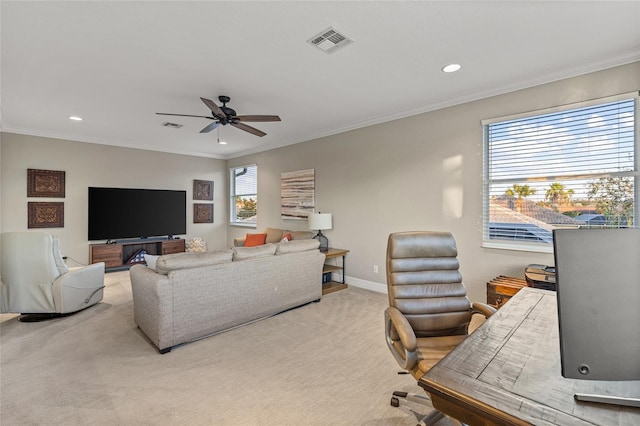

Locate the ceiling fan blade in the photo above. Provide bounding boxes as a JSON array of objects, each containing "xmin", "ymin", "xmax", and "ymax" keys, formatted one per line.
[
  {"xmin": 156, "ymin": 113, "xmax": 214, "ymax": 119},
  {"xmin": 230, "ymin": 121, "xmax": 267, "ymax": 137},
  {"xmin": 199, "ymin": 121, "xmax": 220, "ymax": 134},
  {"xmin": 200, "ymin": 97, "xmax": 226, "ymax": 118},
  {"xmin": 235, "ymin": 115, "xmax": 281, "ymax": 122}
]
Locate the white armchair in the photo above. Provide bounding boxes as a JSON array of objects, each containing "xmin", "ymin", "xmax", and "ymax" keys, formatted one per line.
[{"xmin": 0, "ymin": 232, "xmax": 105, "ymax": 321}]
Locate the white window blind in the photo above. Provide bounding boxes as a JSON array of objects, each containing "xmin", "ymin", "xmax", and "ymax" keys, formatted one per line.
[
  {"xmin": 230, "ymin": 165, "xmax": 257, "ymax": 225},
  {"xmin": 483, "ymin": 94, "xmax": 638, "ymax": 252}
]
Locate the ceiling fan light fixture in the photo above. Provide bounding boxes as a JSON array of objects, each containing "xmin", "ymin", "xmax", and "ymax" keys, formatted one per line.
[
  {"xmin": 217, "ymin": 127, "xmax": 227, "ymax": 144},
  {"xmin": 442, "ymin": 63, "xmax": 462, "ymax": 73}
]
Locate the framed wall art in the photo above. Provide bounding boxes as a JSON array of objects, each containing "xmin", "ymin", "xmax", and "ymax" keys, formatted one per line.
[
  {"xmin": 27, "ymin": 169, "xmax": 66, "ymax": 198},
  {"xmin": 281, "ymin": 169, "xmax": 315, "ymax": 220},
  {"xmin": 194, "ymin": 203, "xmax": 213, "ymax": 223},
  {"xmin": 193, "ymin": 180, "xmax": 214, "ymax": 201},
  {"xmin": 28, "ymin": 202, "xmax": 64, "ymax": 228}
]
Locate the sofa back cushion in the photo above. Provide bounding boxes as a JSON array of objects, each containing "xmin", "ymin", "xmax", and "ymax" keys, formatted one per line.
[
  {"xmin": 275, "ymin": 239, "xmax": 320, "ymax": 254},
  {"xmin": 156, "ymin": 250, "xmax": 233, "ymax": 274},
  {"xmin": 233, "ymin": 243, "xmax": 277, "ymax": 260},
  {"xmin": 288, "ymin": 230, "xmax": 314, "ymax": 241},
  {"xmin": 263, "ymin": 227, "xmax": 285, "ymax": 244}
]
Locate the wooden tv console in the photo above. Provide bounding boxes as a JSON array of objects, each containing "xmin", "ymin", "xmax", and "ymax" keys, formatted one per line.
[{"xmin": 89, "ymin": 238, "xmax": 185, "ymax": 271}]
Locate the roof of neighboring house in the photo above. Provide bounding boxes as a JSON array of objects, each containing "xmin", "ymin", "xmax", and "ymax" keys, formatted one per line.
[
  {"xmin": 490, "ymin": 204, "xmax": 556, "ymax": 231},
  {"xmin": 492, "ymin": 197, "xmax": 584, "ymax": 226},
  {"xmin": 574, "ymin": 214, "xmax": 607, "ymax": 223}
]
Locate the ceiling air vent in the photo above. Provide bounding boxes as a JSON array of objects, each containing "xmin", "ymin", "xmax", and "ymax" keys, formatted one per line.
[
  {"xmin": 161, "ymin": 121, "xmax": 183, "ymax": 129},
  {"xmin": 307, "ymin": 27, "xmax": 353, "ymax": 54}
]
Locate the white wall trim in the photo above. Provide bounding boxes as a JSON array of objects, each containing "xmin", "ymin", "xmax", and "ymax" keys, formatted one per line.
[{"xmin": 342, "ymin": 275, "xmax": 387, "ymax": 294}]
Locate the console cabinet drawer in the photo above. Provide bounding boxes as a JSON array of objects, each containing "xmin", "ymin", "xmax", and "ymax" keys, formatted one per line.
[
  {"xmin": 90, "ymin": 245, "xmax": 123, "ymax": 268},
  {"xmin": 162, "ymin": 239, "xmax": 185, "ymax": 255}
]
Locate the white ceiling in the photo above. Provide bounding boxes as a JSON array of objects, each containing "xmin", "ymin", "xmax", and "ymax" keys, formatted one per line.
[{"xmin": 2, "ymin": 1, "xmax": 639, "ymax": 159}]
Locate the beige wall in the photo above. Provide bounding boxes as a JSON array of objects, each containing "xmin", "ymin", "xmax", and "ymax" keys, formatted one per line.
[
  {"xmin": 0, "ymin": 133, "xmax": 228, "ymax": 267},
  {"xmin": 2, "ymin": 63, "xmax": 637, "ymax": 302},
  {"xmin": 229, "ymin": 62, "xmax": 640, "ymax": 302}
]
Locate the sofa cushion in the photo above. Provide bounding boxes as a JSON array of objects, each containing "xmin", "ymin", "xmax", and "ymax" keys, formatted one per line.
[
  {"xmin": 289, "ymin": 230, "xmax": 314, "ymax": 240},
  {"xmin": 244, "ymin": 233, "xmax": 267, "ymax": 247},
  {"xmin": 233, "ymin": 243, "xmax": 277, "ymax": 260},
  {"xmin": 156, "ymin": 250, "xmax": 233, "ymax": 274},
  {"xmin": 264, "ymin": 227, "xmax": 285, "ymax": 244},
  {"xmin": 275, "ymin": 239, "xmax": 320, "ymax": 255}
]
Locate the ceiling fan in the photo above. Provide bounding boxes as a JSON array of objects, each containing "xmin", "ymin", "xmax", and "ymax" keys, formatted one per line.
[{"xmin": 156, "ymin": 96, "xmax": 281, "ymax": 137}]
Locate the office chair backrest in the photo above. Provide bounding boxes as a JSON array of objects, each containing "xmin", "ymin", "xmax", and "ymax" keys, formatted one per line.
[{"xmin": 386, "ymin": 231, "xmax": 472, "ymax": 337}]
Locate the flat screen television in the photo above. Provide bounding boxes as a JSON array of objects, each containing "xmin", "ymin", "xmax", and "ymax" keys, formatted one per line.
[{"xmin": 88, "ymin": 187, "xmax": 186, "ymax": 241}]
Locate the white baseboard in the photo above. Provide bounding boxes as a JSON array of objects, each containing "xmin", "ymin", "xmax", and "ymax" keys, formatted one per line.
[{"xmin": 338, "ymin": 274, "xmax": 387, "ymax": 294}]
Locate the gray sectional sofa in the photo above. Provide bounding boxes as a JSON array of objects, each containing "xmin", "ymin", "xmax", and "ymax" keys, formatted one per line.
[{"xmin": 129, "ymin": 239, "xmax": 325, "ymax": 353}]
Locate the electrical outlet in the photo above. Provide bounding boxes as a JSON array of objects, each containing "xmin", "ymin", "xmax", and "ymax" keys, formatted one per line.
[{"xmin": 373, "ymin": 264, "xmax": 378, "ymax": 274}]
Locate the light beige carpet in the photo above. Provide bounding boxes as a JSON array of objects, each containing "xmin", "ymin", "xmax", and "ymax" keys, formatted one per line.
[{"xmin": 1, "ymin": 271, "xmax": 454, "ymax": 426}]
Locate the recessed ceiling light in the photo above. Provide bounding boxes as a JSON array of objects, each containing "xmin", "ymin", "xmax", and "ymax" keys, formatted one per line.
[
  {"xmin": 69, "ymin": 116, "xmax": 83, "ymax": 121},
  {"xmin": 442, "ymin": 63, "xmax": 462, "ymax": 73}
]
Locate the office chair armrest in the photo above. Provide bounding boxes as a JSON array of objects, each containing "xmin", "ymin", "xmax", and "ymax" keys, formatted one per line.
[
  {"xmin": 471, "ymin": 302, "xmax": 496, "ymax": 318},
  {"xmin": 385, "ymin": 307, "xmax": 418, "ymax": 371},
  {"xmin": 385, "ymin": 307, "xmax": 417, "ymax": 352}
]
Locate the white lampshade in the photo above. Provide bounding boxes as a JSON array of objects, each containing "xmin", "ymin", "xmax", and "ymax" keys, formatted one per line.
[{"xmin": 308, "ymin": 213, "xmax": 332, "ymax": 230}]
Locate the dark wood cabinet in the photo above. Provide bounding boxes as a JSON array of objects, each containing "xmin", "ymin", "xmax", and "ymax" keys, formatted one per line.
[
  {"xmin": 486, "ymin": 275, "xmax": 527, "ymax": 309},
  {"xmin": 90, "ymin": 239, "xmax": 185, "ymax": 271}
]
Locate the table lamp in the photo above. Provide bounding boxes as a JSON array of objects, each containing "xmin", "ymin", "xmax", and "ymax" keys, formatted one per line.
[{"xmin": 308, "ymin": 212, "xmax": 332, "ymax": 252}]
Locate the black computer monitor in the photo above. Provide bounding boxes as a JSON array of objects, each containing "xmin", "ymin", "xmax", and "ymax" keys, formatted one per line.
[{"xmin": 553, "ymin": 228, "xmax": 640, "ymax": 407}]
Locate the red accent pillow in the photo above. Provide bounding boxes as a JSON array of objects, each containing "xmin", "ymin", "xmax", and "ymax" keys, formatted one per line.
[
  {"xmin": 282, "ymin": 233, "xmax": 292, "ymax": 241},
  {"xmin": 244, "ymin": 233, "xmax": 267, "ymax": 247}
]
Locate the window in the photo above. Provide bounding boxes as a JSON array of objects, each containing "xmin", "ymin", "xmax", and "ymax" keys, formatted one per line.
[
  {"xmin": 230, "ymin": 164, "xmax": 257, "ymax": 225},
  {"xmin": 483, "ymin": 93, "xmax": 638, "ymax": 252}
]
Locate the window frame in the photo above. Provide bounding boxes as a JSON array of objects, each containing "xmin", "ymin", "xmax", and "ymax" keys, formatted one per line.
[
  {"xmin": 482, "ymin": 92, "xmax": 639, "ymax": 253},
  {"xmin": 229, "ymin": 164, "xmax": 258, "ymax": 227}
]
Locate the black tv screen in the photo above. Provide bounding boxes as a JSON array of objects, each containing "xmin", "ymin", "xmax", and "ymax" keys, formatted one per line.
[{"xmin": 88, "ymin": 187, "xmax": 187, "ymax": 241}]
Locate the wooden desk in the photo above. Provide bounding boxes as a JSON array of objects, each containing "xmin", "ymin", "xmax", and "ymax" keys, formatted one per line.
[{"xmin": 419, "ymin": 287, "xmax": 640, "ymax": 425}]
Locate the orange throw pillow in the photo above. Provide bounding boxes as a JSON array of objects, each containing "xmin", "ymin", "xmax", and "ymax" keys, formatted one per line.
[{"xmin": 244, "ymin": 233, "xmax": 267, "ymax": 247}]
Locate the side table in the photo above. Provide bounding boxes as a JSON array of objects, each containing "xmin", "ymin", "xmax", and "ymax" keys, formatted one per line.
[{"xmin": 322, "ymin": 248, "xmax": 349, "ymax": 295}]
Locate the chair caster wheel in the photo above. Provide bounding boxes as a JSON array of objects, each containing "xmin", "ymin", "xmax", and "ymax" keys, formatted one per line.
[{"xmin": 391, "ymin": 396, "xmax": 400, "ymax": 407}]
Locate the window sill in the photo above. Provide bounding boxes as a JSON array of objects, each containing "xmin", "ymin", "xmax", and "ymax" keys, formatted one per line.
[
  {"xmin": 482, "ymin": 240, "xmax": 553, "ymax": 254},
  {"xmin": 230, "ymin": 223, "xmax": 257, "ymax": 229}
]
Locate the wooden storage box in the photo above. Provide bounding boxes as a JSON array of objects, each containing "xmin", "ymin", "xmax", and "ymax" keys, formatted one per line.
[{"xmin": 487, "ymin": 276, "xmax": 527, "ymax": 309}]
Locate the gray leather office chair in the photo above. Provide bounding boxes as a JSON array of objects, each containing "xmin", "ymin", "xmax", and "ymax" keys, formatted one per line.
[
  {"xmin": 0, "ymin": 232, "xmax": 105, "ymax": 321},
  {"xmin": 385, "ymin": 231, "xmax": 496, "ymax": 426}
]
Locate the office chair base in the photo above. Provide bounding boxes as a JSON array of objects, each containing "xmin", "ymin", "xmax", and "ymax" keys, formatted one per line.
[{"xmin": 391, "ymin": 390, "xmax": 445, "ymax": 426}]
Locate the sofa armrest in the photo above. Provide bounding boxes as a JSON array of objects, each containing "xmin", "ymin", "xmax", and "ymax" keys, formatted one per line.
[{"xmin": 52, "ymin": 262, "xmax": 105, "ymax": 313}]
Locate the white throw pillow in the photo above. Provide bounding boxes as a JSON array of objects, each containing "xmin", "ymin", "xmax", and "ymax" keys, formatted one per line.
[{"xmin": 144, "ymin": 254, "xmax": 159, "ymax": 271}]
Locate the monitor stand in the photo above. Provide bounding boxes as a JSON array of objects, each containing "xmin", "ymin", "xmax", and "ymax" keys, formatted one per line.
[{"xmin": 575, "ymin": 393, "xmax": 640, "ymax": 408}]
